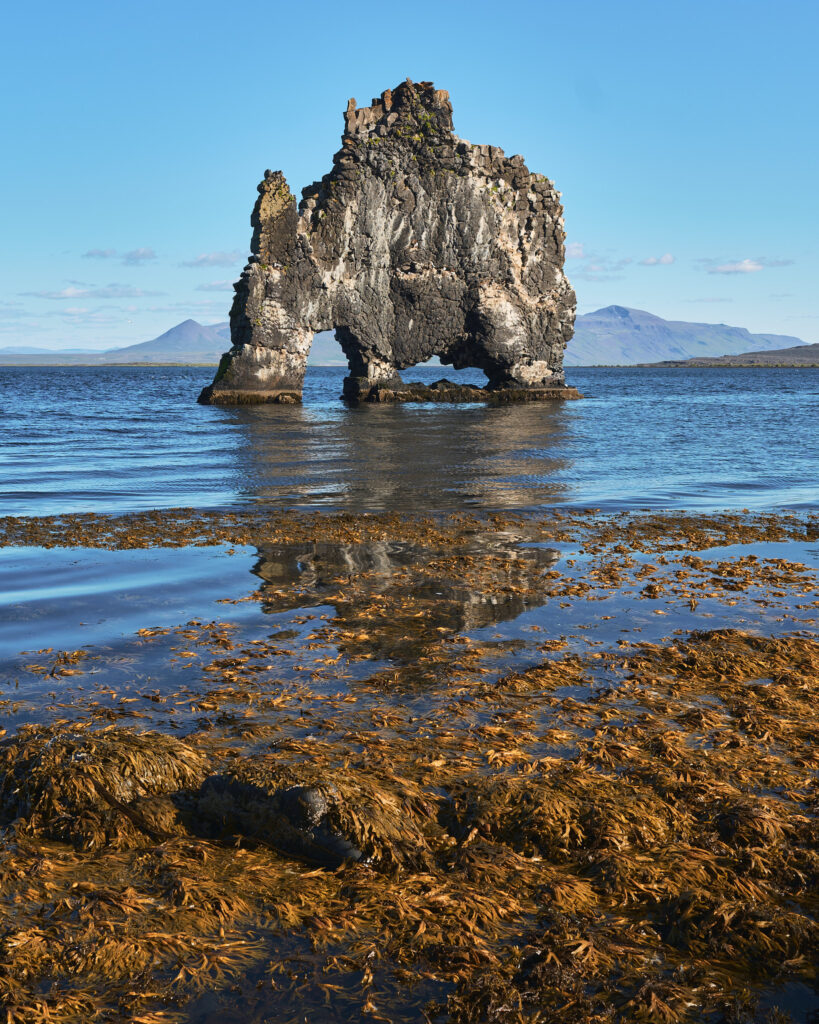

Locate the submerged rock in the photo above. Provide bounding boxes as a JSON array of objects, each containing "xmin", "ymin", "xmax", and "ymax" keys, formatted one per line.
[
  {"xmin": 344, "ymin": 378, "xmax": 582, "ymax": 404},
  {"xmin": 199, "ymin": 79, "xmax": 577, "ymax": 405}
]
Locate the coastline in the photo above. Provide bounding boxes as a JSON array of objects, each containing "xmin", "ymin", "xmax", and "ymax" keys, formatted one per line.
[
  {"xmin": 1, "ymin": 507, "xmax": 816, "ymax": 1022},
  {"xmin": 0, "ymin": 359, "xmax": 221, "ymax": 367}
]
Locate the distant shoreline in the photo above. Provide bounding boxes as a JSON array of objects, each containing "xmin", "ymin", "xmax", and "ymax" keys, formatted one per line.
[
  {"xmin": 1, "ymin": 360, "xmax": 817, "ymax": 370},
  {"xmin": 635, "ymin": 361, "xmax": 819, "ymax": 369},
  {"xmin": 0, "ymin": 360, "xmax": 221, "ymax": 367}
]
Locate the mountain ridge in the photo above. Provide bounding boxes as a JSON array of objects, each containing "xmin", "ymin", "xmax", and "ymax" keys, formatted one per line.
[
  {"xmin": 0, "ymin": 320, "xmax": 230, "ymax": 365},
  {"xmin": 0, "ymin": 309, "xmax": 810, "ymax": 367},
  {"xmin": 565, "ymin": 305, "xmax": 806, "ymax": 366}
]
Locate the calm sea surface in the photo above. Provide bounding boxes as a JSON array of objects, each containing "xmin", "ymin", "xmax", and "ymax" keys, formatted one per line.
[{"xmin": 0, "ymin": 364, "xmax": 816, "ymax": 517}]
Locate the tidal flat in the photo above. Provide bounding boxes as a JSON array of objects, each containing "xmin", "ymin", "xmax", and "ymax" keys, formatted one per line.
[{"xmin": 0, "ymin": 507, "xmax": 817, "ymax": 1023}]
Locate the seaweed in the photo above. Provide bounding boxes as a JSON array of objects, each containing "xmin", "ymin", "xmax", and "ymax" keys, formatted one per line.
[{"xmin": 0, "ymin": 509, "xmax": 816, "ymax": 1021}]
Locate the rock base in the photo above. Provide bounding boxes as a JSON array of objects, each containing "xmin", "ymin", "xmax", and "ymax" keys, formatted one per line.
[
  {"xmin": 343, "ymin": 377, "xmax": 583, "ymax": 405},
  {"xmin": 197, "ymin": 385, "xmax": 301, "ymax": 406},
  {"xmin": 197, "ymin": 379, "xmax": 583, "ymax": 406}
]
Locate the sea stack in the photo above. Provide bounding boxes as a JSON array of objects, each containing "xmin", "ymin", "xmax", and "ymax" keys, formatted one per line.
[{"xmin": 199, "ymin": 80, "xmax": 578, "ymax": 405}]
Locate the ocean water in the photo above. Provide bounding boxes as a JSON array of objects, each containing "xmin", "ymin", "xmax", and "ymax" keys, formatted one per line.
[{"xmin": 0, "ymin": 364, "xmax": 817, "ymax": 517}]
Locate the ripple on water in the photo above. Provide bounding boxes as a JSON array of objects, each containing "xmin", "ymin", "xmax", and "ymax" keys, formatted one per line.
[{"xmin": 0, "ymin": 364, "xmax": 817, "ymax": 515}]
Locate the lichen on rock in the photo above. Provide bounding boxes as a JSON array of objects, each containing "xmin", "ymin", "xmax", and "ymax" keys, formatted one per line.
[{"xmin": 199, "ymin": 79, "xmax": 577, "ymax": 405}]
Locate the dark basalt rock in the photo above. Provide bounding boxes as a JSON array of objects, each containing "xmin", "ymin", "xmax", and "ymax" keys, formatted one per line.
[
  {"xmin": 343, "ymin": 377, "xmax": 583, "ymax": 404},
  {"xmin": 195, "ymin": 775, "xmax": 363, "ymax": 869},
  {"xmin": 199, "ymin": 79, "xmax": 577, "ymax": 405}
]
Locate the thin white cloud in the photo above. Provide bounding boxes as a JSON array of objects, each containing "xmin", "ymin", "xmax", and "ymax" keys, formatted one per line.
[
  {"xmin": 122, "ymin": 247, "xmax": 157, "ymax": 265},
  {"xmin": 181, "ymin": 251, "xmax": 243, "ymax": 268},
  {"xmin": 572, "ymin": 254, "xmax": 632, "ymax": 282},
  {"xmin": 640, "ymin": 253, "xmax": 675, "ymax": 266},
  {"xmin": 565, "ymin": 244, "xmax": 639, "ymax": 279},
  {"xmin": 195, "ymin": 280, "xmax": 235, "ymax": 292},
  {"xmin": 22, "ymin": 287, "xmax": 92, "ymax": 299},
  {"xmin": 42, "ymin": 306, "xmax": 129, "ymax": 324},
  {"xmin": 82, "ymin": 248, "xmax": 117, "ymax": 259},
  {"xmin": 66, "ymin": 312, "xmax": 119, "ymax": 325},
  {"xmin": 0, "ymin": 304, "xmax": 32, "ymax": 320},
  {"xmin": 573, "ymin": 270, "xmax": 619, "ymax": 282},
  {"xmin": 709, "ymin": 259, "xmax": 763, "ymax": 274},
  {"xmin": 702, "ymin": 256, "xmax": 793, "ymax": 275},
  {"xmin": 22, "ymin": 284, "xmax": 164, "ymax": 299},
  {"xmin": 146, "ymin": 301, "xmax": 228, "ymax": 315},
  {"xmin": 0, "ymin": 321, "xmax": 47, "ymax": 334}
]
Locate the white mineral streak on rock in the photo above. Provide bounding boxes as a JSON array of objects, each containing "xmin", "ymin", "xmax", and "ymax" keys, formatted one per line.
[{"xmin": 511, "ymin": 361, "xmax": 555, "ymax": 385}]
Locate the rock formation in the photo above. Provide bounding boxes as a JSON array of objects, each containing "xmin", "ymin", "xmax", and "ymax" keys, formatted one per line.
[{"xmin": 199, "ymin": 79, "xmax": 577, "ymax": 405}]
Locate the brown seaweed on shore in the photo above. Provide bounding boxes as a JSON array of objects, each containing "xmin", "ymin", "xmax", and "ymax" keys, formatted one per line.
[
  {"xmin": 0, "ymin": 726, "xmax": 206, "ymax": 848},
  {"xmin": 0, "ymin": 508, "xmax": 817, "ymax": 1022},
  {"xmin": 0, "ymin": 627, "xmax": 816, "ymax": 1022},
  {"xmin": 0, "ymin": 506, "xmax": 815, "ymax": 554}
]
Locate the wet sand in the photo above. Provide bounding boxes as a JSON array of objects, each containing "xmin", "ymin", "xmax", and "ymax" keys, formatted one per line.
[{"xmin": 0, "ymin": 508, "xmax": 817, "ymax": 1023}]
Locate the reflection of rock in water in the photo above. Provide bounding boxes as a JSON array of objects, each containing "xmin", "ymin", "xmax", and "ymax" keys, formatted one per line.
[
  {"xmin": 252, "ymin": 536, "xmax": 560, "ymax": 661},
  {"xmin": 255, "ymin": 539, "xmax": 420, "ymax": 592},
  {"xmin": 228, "ymin": 395, "xmax": 573, "ymax": 513}
]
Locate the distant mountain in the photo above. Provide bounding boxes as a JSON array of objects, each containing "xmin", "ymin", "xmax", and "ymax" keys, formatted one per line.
[
  {"xmin": 0, "ymin": 320, "xmax": 230, "ymax": 365},
  {"xmin": 0, "ymin": 321, "xmax": 336, "ymax": 366},
  {"xmin": 566, "ymin": 306, "xmax": 807, "ymax": 366},
  {"xmin": 646, "ymin": 341, "xmax": 819, "ymax": 368},
  {"xmin": 102, "ymin": 319, "xmax": 230, "ymax": 363},
  {"xmin": 0, "ymin": 320, "xmax": 334, "ymax": 366},
  {"xmin": 1, "ymin": 309, "xmax": 810, "ymax": 369}
]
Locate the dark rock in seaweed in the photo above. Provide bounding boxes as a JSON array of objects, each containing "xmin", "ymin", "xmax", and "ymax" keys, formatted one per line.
[
  {"xmin": 196, "ymin": 775, "xmax": 363, "ymax": 869},
  {"xmin": 0, "ymin": 724, "xmax": 439, "ymax": 869},
  {"xmin": 196, "ymin": 756, "xmax": 446, "ymax": 872},
  {"xmin": 199, "ymin": 79, "xmax": 577, "ymax": 405}
]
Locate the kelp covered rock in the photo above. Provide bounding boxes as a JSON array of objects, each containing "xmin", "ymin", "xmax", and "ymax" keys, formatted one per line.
[
  {"xmin": 0, "ymin": 726, "xmax": 206, "ymax": 849},
  {"xmin": 0, "ymin": 725, "xmax": 446, "ymax": 870},
  {"xmin": 197, "ymin": 755, "xmax": 447, "ymax": 871},
  {"xmin": 446, "ymin": 764, "xmax": 679, "ymax": 863}
]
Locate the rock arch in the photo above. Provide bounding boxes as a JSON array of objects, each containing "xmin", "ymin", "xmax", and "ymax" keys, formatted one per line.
[{"xmin": 199, "ymin": 80, "xmax": 578, "ymax": 405}]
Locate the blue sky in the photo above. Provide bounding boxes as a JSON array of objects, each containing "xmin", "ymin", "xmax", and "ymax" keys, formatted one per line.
[{"xmin": 1, "ymin": 0, "xmax": 816, "ymax": 349}]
